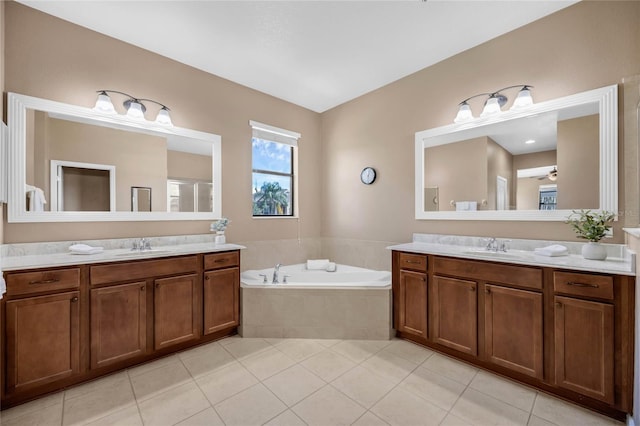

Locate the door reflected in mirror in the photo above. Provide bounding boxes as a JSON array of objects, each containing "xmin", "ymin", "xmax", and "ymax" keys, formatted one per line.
[{"xmin": 131, "ymin": 186, "xmax": 151, "ymax": 212}]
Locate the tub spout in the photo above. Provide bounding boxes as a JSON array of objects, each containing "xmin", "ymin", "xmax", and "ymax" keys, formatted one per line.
[{"xmin": 273, "ymin": 263, "xmax": 282, "ymax": 284}]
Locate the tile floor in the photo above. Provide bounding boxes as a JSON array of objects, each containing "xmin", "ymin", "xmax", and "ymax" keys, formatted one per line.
[{"xmin": 0, "ymin": 337, "xmax": 623, "ymax": 426}]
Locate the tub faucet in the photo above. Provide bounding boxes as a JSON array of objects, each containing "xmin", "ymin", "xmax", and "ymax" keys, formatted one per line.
[{"xmin": 273, "ymin": 264, "xmax": 282, "ymax": 284}]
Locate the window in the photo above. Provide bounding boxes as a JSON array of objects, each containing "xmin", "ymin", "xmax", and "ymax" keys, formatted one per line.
[{"xmin": 250, "ymin": 121, "xmax": 300, "ymax": 217}]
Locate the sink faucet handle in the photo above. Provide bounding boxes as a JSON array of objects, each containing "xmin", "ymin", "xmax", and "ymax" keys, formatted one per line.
[
  {"xmin": 131, "ymin": 240, "xmax": 139, "ymax": 251},
  {"xmin": 144, "ymin": 239, "xmax": 151, "ymax": 250},
  {"xmin": 483, "ymin": 237, "xmax": 497, "ymax": 251},
  {"xmin": 258, "ymin": 274, "xmax": 268, "ymax": 284},
  {"xmin": 283, "ymin": 275, "xmax": 290, "ymax": 284},
  {"xmin": 499, "ymin": 239, "xmax": 512, "ymax": 252}
]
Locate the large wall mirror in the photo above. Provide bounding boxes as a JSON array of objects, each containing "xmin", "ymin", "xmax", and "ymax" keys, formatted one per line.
[
  {"xmin": 415, "ymin": 84, "xmax": 618, "ymax": 221},
  {"xmin": 7, "ymin": 93, "xmax": 222, "ymax": 222}
]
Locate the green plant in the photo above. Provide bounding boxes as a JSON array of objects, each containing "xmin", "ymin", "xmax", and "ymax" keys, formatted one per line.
[{"xmin": 566, "ymin": 209, "xmax": 614, "ymax": 242}]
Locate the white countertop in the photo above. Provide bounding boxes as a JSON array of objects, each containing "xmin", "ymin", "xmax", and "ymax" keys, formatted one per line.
[
  {"xmin": 387, "ymin": 240, "xmax": 635, "ymax": 276},
  {"xmin": 1, "ymin": 242, "xmax": 245, "ymax": 272}
]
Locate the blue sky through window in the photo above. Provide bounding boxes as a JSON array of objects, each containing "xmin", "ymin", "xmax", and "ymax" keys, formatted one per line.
[{"xmin": 252, "ymin": 138, "xmax": 292, "ymax": 193}]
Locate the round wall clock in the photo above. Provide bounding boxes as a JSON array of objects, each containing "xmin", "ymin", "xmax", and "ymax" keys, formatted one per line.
[{"xmin": 360, "ymin": 167, "xmax": 376, "ymax": 185}]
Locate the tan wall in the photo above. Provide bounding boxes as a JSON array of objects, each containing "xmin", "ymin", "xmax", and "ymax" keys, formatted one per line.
[
  {"xmin": 486, "ymin": 138, "xmax": 513, "ymax": 210},
  {"xmin": 514, "ymin": 150, "xmax": 557, "ymax": 210},
  {"xmin": 424, "ymin": 137, "xmax": 486, "ymax": 210},
  {"xmin": 321, "ymin": 1, "xmax": 640, "ymax": 244},
  {"xmin": 167, "ymin": 151, "xmax": 212, "ymax": 182},
  {"xmin": 556, "ymin": 115, "xmax": 599, "ymax": 210},
  {"xmin": 3, "ymin": 2, "xmax": 322, "ymax": 243}
]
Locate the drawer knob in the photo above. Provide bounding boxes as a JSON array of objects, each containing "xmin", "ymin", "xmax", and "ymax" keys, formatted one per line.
[
  {"xmin": 71, "ymin": 297, "xmax": 78, "ymax": 302},
  {"xmin": 567, "ymin": 281, "xmax": 599, "ymax": 289},
  {"xmin": 214, "ymin": 259, "xmax": 227, "ymax": 263},
  {"xmin": 405, "ymin": 260, "xmax": 421, "ymax": 264}
]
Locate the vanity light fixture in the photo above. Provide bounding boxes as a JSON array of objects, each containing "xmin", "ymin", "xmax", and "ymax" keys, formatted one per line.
[
  {"xmin": 93, "ymin": 90, "xmax": 173, "ymax": 126},
  {"xmin": 454, "ymin": 85, "xmax": 533, "ymax": 123}
]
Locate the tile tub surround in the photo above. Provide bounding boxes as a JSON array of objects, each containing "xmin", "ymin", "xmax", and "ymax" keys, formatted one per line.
[
  {"xmin": 0, "ymin": 336, "xmax": 623, "ymax": 426},
  {"xmin": 386, "ymin": 233, "xmax": 635, "ymax": 276},
  {"xmin": 241, "ymin": 287, "xmax": 393, "ymax": 340}
]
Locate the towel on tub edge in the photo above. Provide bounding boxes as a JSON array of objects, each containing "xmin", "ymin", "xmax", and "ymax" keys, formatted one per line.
[{"xmin": 307, "ymin": 259, "xmax": 330, "ymax": 270}]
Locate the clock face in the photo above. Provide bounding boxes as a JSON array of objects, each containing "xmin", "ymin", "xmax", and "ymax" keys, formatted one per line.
[{"xmin": 360, "ymin": 167, "xmax": 376, "ymax": 185}]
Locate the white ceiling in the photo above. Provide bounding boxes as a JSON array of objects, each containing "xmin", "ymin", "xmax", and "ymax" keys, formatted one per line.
[{"xmin": 17, "ymin": 0, "xmax": 578, "ymax": 113}]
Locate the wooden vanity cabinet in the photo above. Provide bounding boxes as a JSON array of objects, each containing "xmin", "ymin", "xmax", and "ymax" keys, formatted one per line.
[
  {"xmin": 203, "ymin": 251, "xmax": 240, "ymax": 334},
  {"xmin": 3, "ymin": 268, "xmax": 82, "ymax": 395},
  {"xmin": 392, "ymin": 250, "xmax": 635, "ymax": 420},
  {"xmin": 154, "ymin": 274, "xmax": 199, "ymax": 350}
]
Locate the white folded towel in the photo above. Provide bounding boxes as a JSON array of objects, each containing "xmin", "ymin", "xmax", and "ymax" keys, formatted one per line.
[
  {"xmin": 534, "ymin": 244, "xmax": 569, "ymax": 257},
  {"xmin": 26, "ymin": 184, "xmax": 47, "ymax": 212},
  {"xmin": 0, "ymin": 276, "xmax": 6, "ymax": 300},
  {"xmin": 307, "ymin": 259, "xmax": 330, "ymax": 270},
  {"xmin": 326, "ymin": 262, "xmax": 337, "ymax": 272},
  {"xmin": 69, "ymin": 243, "xmax": 104, "ymax": 255}
]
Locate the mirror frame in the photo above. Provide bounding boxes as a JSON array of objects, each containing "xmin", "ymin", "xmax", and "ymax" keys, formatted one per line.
[
  {"xmin": 7, "ymin": 92, "xmax": 222, "ymax": 222},
  {"xmin": 415, "ymin": 84, "xmax": 618, "ymax": 221}
]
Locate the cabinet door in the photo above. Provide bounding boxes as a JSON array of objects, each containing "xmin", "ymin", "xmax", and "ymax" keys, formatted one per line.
[
  {"xmin": 154, "ymin": 274, "xmax": 199, "ymax": 350},
  {"xmin": 204, "ymin": 268, "xmax": 239, "ymax": 334},
  {"xmin": 398, "ymin": 270, "xmax": 428, "ymax": 339},
  {"xmin": 5, "ymin": 291, "xmax": 80, "ymax": 392},
  {"xmin": 485, "ymin": 285, "xmax": 543, "ymax": 379},
  {"xmin": 432, "ymin": 276, "xmax": 477, "ymax": 355},
  {"xmin": 554, "ymin": 296, "xmax": 614, "ymax": 404},
  {"xmin": 91, "ymin": 282, "xmax": 147, "ymax": 368}
]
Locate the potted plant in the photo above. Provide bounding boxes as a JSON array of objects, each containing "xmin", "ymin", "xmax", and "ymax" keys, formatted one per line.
[
  {"xmin": 566, "ymin": 209, "xmax": 614, "ymax": 260},
  {"xmin": 211, "ymin": 217, "xmax": 230, "ymax": 245}
]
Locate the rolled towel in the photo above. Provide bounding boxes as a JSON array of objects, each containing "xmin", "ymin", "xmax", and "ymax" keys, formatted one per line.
[
  {"xmin": 534, "ymin": 244, "xmax": 569, "ymax": 257},
  {"xmin": 69, "ymin": 243, "xmax": 104, "ymax": 255},
  {"xmin": 0, "ymin": 276, "xmax": 6, "ymax": 300},
  {"xmin": 307, "ymin": 259, "xmax": 330, "ymax": 270},
  {"xmin": 326, "ymin": 262, "xmax": 337, "ymax": 272}
]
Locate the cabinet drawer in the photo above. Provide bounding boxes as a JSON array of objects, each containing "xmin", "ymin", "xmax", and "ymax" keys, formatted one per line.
[
  {"xmin": 433, "ymin": 256, "xmax": 542, "ymax": 290},
  {"xmin": 204, "ymin": 251, "xmax": 239, "ymax": 270},
  {"xmin": 90, "ymin": 256, "xmax": 198, "ymax": 285},
  {"xmin": 398, "ymin": 252, "xmax": 427, "ymax": 272},
  {"xmin": 553, "ymin": 271, "xmax": 613, "ymax": 300},
  {"xmin": 6, "ymin": 268, "xmax": 80, "ymax": 296}
]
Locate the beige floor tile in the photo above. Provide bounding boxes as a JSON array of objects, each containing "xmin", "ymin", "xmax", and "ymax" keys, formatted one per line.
[
  {"xmin": 0, "ymin": 391, "xmax": 63, "ymax": 423},
  {"xmin": 532, "ymin": 393, "xmax": 622, "ymax": 426},
  {"xmin": 331, "ymin": 365, "xmax": 396, "ymax": 408},
  {"xmin": 138, "ymin": 381, "xmax": 210, "ymax": 426},
  {"xmin": 223, "ymin": 337, "xmax": 273, "ymax": 359},
  {"xmin": 469, "ymin": 370, "xmax": 537, "ymax": 412},
  {"xmin": 127, "ymin": 354, "xmax": 178, "ymax": 378},
  {"xmin": 214, "ymin": 383, "xmax": 287, "ymax": 426},
  {"xmin": 129, "ymin": 359, "xmax": 193, "ymax": 401},
  {"xmin": 240, "ymin": 347, "xmax": 297, "ymax": 380},
  {"xmin": 64, "ymin": 371, "xmax": 130, "ymax": 401},
  {"xmin": 528, "ymin": 415, "xmax": 558, "ymax": 426},
  {"xmin": 440, "ymin": 413, "xmax": 473, "ymax": 426},
  {"xmin": 370, "ymin": 386, "xmax": 447, "ymax": 426},
  {"xmin": 352, "ymin": 411, "xmax": 390, "ymax": 426},
  {"xmin": 174, "ymin": 407, "xmax": 225, "ymax": 426},
  {"xmin": 83, "ymin": 403, "xmax": 142, "ymax": 426},
  {"xmin": 421, "ymin": 353, "xmax": 478, "ymax": 385},
  {"xmin": 179, "ymin": 342, "xmax": 236, "ymax": 378},
  {"xmin": 450, "ymin": 388, "xmax": 530, "ymax": 426},
  {"xmin": 63, "ymin": 375, "xmax": 136, "ymax": 426},
  {"xmin": 331, "ymin": 340, "xmax": 391, "ymax": 363},
  {"xmin": 315, "ymin": 339, "xmax": 342, "ymax": 347},
  {"xmin": 1, "ymin": 401, "xmax": 62, "ymax": 426},
  {"xmin": 264, "ymin": 409, "xmax": 308, "ymax": 426},
  {"xmin": 382, "ymin": 339, "xmax": 434, "ymax": 364},
  {"xmin": 217, "ymin": 335, "xmax": 242, "ymax": 346},
  {"xmin": 292, "ymin": 385, "xmax": 366, "ymax": 425},
  {"xmin": 398, "ymin": 365, "xmax": 466, "ymax": 411},
  {"xmin": 360, "ymin": 350, "xmax": 418, "ymax": 384},
  {"xmin": 263, "ymin": 364, "xmax": 326, "ymax": 406},
  {"xmin": 196, "ymin": 361, "xmax": 259, "ymax": 406},
  {"xmin": 300, "ymin": 349, "xmax": 358, "ymax": 381},
  {"xmin": 274, "ymin": 338, "xmax": 326, "ymax": 361}
]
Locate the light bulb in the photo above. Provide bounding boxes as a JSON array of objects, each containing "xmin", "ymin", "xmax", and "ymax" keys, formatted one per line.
[
  {"xmin": 155, "ymin": 107, "xmax": 173, "ymax": 126},
  {"xmin": 93, "ymin": 92, "xmax": 116, "ymax": 114},
  {"xmin": 480, "ymin": 96, "xmax": 502, "ymax": 117},
  {"xmin": 511, "ymin": 86, "xmax": 533, "ymax": 109},
  {"xmin": 126, "ymin": 101, "xmax": 146, "ymax": 120},
  {"xmin": 454, "ymin": 102, "xmax": 474, "ymax": 123}
]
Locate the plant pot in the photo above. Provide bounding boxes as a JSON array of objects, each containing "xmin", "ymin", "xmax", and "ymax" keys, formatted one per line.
[
  {"xmin": 214, "ymin": 231, "xmax": 226, "ymax": 245},
  {"xmin": 582, "ymin": 242, "xmax": 607, "ymax": 260}
]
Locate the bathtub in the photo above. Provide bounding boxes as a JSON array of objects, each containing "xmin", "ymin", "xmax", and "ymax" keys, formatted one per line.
[
  {"xmin": 240, "ymin": 264, "xmax": 392, "ymax": 340},
  {"xmin": 241, "ymin": 263, "xmax": 391, "ymax": 289}
]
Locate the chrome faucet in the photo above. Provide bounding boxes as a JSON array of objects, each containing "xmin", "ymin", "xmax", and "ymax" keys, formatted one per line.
[
  {"xmin": 272, "ymin": 263, "xmax": 282, "ymax": 284},
  {"xmin": 485, "ymin": 237, "xmax": 498, "ymax": 252},
  {"xmin": 484, "ymin": 237, "xmax": 510, "ymax": 252}
]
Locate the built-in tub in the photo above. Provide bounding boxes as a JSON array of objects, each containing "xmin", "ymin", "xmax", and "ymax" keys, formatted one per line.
[{"xmin": 240, "ymin": 264, "xmax": 392, "ymax": 339}]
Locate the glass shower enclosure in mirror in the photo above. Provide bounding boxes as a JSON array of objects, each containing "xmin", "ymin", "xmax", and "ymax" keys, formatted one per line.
[
  {"xmin": 415, "ymin": 84, "xmax": 618, "ymax": 221},
  {"xmin": 8, "ymin": 92, "xmax": 222, "ymax": 222}
]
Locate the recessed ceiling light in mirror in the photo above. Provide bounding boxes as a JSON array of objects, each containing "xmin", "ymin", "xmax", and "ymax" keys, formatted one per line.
[{"xmin": 525, "ymin": 139, "xmax": 536, "ymax": 144}]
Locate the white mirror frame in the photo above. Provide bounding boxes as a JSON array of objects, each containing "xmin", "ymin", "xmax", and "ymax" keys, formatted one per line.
[
  {"xmin": 415, "ymin": 84, "xmax": 618, "ymax": 221},
  {"xmin": 8, "ymin": 92, "xmax": 222, "ymax": 222}
]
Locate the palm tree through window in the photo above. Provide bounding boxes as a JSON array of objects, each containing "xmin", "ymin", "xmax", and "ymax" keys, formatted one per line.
[{"xmin": 252, "ymin": 137, "xmax": 294, "ymax": 216}]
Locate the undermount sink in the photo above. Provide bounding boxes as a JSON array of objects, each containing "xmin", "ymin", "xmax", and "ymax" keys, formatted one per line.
[
  {"xmin": 115, "ymin": 249, "xmax": 174, "ymax": 257},
  {"xmin": 461, "ymin": 249, "xmax": 524, "ymax": 259}
]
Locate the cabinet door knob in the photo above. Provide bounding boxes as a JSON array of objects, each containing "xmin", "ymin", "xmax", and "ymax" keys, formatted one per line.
[
  {"xmin": 555, "ymin": 302, "xmax": 562, "ymax": 308},
  {"xmin": 205, "ymin": 276, "xmax": 209, "ymax": 280},
  {"xmin": 485, "ymin": 288, "xmax": 491, "ymax": 294},
  {"xmin": 469, "ymin": 286, "xmax": 475, "ymax": 292},
  {"xmin": 141, "ymin": 286, "xmax": 145, "ymax": 291},
  {"xmin": 71, "ymin": 297, "xmax": 78, "ymax": 302},
  {"xmin": 155, "ymin": 283, "xmax": 159, "ymax": 288}
]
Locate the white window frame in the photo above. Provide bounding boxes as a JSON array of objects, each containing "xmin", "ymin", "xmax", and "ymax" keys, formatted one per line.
[{"xmin": 249, "ymin": 120, "xmax": 300, "ymax": 218}]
